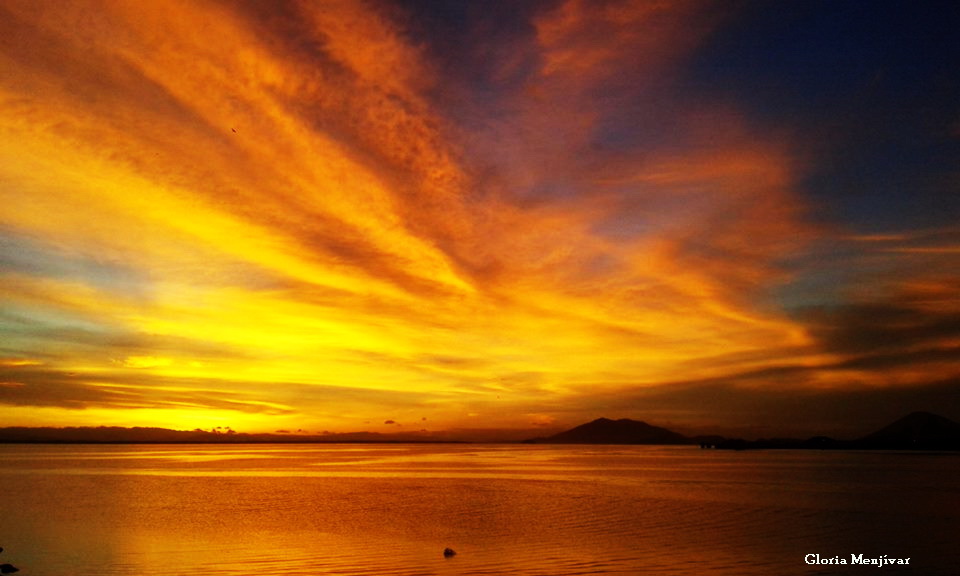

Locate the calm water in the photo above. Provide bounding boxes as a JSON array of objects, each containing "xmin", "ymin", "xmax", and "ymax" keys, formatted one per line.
[{"xmin": 0, "ymin": 444, "xmax": 958, "ymax": 575}]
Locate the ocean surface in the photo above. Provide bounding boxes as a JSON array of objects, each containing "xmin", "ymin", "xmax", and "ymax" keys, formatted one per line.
[{"xmin": 0, "ymin": 444, "xmax": 958, "ymax": 575}]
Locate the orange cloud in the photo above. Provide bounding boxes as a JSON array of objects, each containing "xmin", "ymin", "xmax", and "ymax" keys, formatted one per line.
[
  {"xmin": 1, "ymin": 0, "xmax": 956, "ymax": 434},
  {"xmin": 535, "ymin": 0, "xmax": 715, "ymax": 80}
]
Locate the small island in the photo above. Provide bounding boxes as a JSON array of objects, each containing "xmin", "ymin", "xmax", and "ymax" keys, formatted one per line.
[{"xmin": 524, "ymin": 411, "xmax": 960, "ymax": 451}]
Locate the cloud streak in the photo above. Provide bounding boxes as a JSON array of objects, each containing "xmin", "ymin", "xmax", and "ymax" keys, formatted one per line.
[{"xmin": 1, "ymin": 0, "xmax": 957, "ymax": 435}]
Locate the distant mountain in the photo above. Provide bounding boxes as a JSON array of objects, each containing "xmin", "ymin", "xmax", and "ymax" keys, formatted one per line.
[
  {"xmin": 528, "ymin": 418, "xmax": 691, "ymax": 445},
  {"xmin": 714, "ymin": 411, "xmax": 960, "ymax": 451},
  {"xmin": 856, "ymin": 411, "xmax": 960, "ymax": 450},
  {"xmin": 5, "ymin": 412, "xmax": 959, "ymax": 449}
]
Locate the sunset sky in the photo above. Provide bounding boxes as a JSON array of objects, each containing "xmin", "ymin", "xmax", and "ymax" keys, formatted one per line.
[{"xmin": 2, "ymin": 0, "xmax": 959, "ymax": 439}]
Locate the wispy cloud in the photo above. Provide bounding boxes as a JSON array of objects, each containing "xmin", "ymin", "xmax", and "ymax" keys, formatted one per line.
[{"xmin": 1, "ymin": 0, "xmax": 957, "ymax": 434}]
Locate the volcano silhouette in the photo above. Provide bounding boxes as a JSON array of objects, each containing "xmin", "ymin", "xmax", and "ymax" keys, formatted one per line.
[{"xmin": 532, "ymin": 418, "xmax": 690, "ymax": 445}]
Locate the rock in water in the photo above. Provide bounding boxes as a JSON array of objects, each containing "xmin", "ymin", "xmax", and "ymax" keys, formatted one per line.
[
  {"xmin": 443, "ymin": 547, "xmax": 457, "ymax": 558},
  {"xmin": 0, "ymin": 563, "xmax": 19, "ymax": 574}
]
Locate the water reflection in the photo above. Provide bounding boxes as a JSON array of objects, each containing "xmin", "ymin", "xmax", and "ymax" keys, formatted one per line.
[{"xmin": 0, "ymin": 444, "xmax": 958, "ymax": 575}]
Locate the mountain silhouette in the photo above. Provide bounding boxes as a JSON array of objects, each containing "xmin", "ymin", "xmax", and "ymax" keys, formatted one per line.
[
  {"xmin": 3, "ymin": 412, "xmax": 959, "ymax": 448},
  {"xmin": 856, "ymin": 411, "xmax": 960, "ymax": 450},
  {"xmin": 714, "ymin": 411, "xmax": 960, "ymax": 450},
  {"xmin": 528, "ymin": 418, "xmax": 691, "ymax": 445}
]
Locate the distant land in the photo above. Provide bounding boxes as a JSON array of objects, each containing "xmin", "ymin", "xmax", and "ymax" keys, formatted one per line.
[
  {"xmin": 0, "ymin": 426, "xmax": 467, "ymax": 444},
  {"xmin": 524, "ymin": 417, "xmax": 690, "ymax": 445},
  {"xmin": 525, "ymin": 412, "xmax": 960, "ymax": 451},
  {"xmin": 1, "ymin": 412, "xmax": 959, "ymax": 450}
]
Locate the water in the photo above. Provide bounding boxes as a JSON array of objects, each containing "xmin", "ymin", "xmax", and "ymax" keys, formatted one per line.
[{"xmin": 0, "ymin": 444, "xmax": 958, "ymax": 575}]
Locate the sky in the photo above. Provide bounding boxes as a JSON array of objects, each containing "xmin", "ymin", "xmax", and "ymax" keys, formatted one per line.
[{"xmin": 1, "ymin": 0, "xmax": 959, "ymax": 440}]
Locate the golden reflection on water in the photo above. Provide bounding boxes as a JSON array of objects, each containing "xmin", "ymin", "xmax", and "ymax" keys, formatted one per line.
[{"xmin": 1, "ymin": 444, "xmax": 959, "ymax": 575}]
